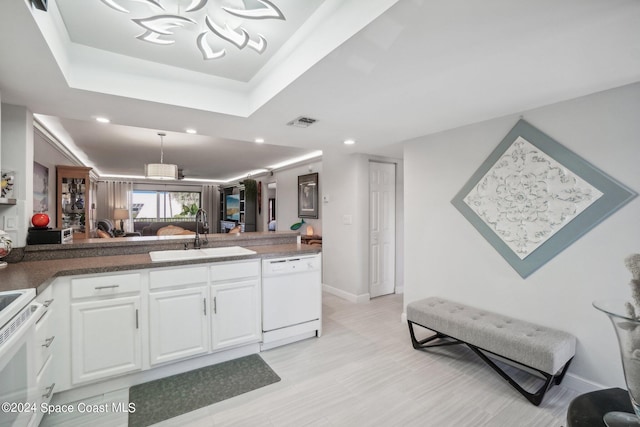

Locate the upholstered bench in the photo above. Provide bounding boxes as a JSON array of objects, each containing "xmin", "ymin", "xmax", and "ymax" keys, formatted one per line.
[{"xmin": 407, "ymin": 297, "xmax": 576, "ymax": 406}]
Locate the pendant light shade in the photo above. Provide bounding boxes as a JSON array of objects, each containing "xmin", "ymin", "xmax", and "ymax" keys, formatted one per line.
[
  {"xmin": 146, "ymin": 132, "xmax": 178, "ymax": 180},
  {"xmin": 145, "ymin": 163, "xmax": 178, "ymax": 180}
]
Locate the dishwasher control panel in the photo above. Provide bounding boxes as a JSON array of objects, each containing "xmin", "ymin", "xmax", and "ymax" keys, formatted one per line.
[{"xmin": 262, "ymin": 254, "xmax": 321, "ymax": 276}]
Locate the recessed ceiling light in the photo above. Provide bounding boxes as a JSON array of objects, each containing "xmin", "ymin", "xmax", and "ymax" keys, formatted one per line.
[
  {"xmin": 343, "ymin": 139, "xmax": 356, "ymax": 145},
  {"xmin": 96, "ymin": 117, "xmax": 110, "ymax": 124},
  {"xmin": 186, "ymin": 128, "xmax": 197, "ymax": 134},
  {"xmin": 255, "ymin": 138, "xmax": 265, "ymax": 144}
]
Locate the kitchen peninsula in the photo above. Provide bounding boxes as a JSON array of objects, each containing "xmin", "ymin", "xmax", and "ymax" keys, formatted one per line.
[
  {"xmin": 0, "ymin": 230, "xmax": 321, "ymax": 421},
  {"xmin": 1, "ymin": 231, "xmax": 318, "ymax": 293}
]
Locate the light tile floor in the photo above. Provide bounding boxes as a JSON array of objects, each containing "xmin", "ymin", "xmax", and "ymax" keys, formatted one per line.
[{"xmin": 44, "ymin": 292, "xmax": 578, "ymax": 426}]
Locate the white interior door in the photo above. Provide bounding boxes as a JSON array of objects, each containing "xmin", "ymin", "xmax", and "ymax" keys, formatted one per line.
[{"xmin": 369, "ymin": 161, "xmax": 396, "ymax": 298}]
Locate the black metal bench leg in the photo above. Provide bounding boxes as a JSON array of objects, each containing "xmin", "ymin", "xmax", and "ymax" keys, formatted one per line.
[
  {"xmin": 466, "ymin": 344, "xmax": 553, "ymax": 406},
  {"xmin": 408, "ymin": 320, "xmax": 573, "ymax": 406},
  {"xmin": 407, "ymin": 321, "xmax": 462, "ymax": 350},
  {"xmin": 554, "ymin": 357, "xmax": 573, "ymax": 385}
]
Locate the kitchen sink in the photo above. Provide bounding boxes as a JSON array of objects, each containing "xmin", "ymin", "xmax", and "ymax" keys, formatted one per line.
[{"xmin": 149, "ymin": 246, "xmax": 256, "ymax": 262}]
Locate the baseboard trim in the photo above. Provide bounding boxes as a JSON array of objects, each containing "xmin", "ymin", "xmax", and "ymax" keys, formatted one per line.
[
  {"xmin": 562, "ymin": 373, "xmax": 608, "ymax": 394},
  {"xmin": 322, "ymin": 284, "xmax": 370, "ymax": 304}
]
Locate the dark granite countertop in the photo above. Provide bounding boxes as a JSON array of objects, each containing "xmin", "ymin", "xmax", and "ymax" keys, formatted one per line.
[
  {"xmin": 21, "ymin": 231, "xmax": 301, "ymax": 261},
  {"xmin": 0, "ymin": 242, "xmax": 320, "ymax": 294}
]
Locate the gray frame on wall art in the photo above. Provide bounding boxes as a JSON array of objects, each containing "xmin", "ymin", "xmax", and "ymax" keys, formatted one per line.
[{"xmin": 451, "ymin": 119, "xmax": 637, "ymax": 278}]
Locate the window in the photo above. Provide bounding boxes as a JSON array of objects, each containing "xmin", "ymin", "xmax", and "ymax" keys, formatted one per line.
[{"xmin": 132, "ymin": 190, "xmax": 201, "ymax": 222}]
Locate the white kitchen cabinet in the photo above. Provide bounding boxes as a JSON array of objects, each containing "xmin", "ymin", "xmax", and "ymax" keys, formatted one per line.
[
  {"xmin": 34, "ymin": 285, "xmax": 56, "ymax": 377},
  {"xmin": 28, "ymin": 355, "xmax": 55, "ymax": 427},
  {"xmin": 210, "ymin": 260, "xmax": 261, "ymax": 350},
  {"xmin": 148, "ymin": 266, "xmax": 209, "ymax": 366},
  {"xmin": 210, "ymin": 279, "xmax": 261, "ymax": 349},
  {"xmin": 26, "ymin": 286, "xmax": 57, "ymax": 427},
  {"xmin": 49, "ymin": 257, "xmax": 266, "ymax": 401},
  {"xmin": 71, "ymin": 295, "xmax": 142, "ymax": 384},
  {"xmin": 149, "ymin": 286, "xmax": 209, "ymax": 365}
]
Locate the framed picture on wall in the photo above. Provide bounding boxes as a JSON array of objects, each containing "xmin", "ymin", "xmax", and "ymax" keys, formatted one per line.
[
  {"xmin": 33, "ymin": 161, "xmax": 49, "ymax": 214},
  {"xmin": 298, "ymin": 173, "xmax": 318, "ymax": 219}
]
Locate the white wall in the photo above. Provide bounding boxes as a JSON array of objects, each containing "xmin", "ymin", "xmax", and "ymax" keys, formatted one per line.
[
  {"xmin": 322, "ymin": 150, "xmax": 404, "ymax": 301},
  {"xmin": 1, "ymin": 104, "xmax": 34, "ymax": 246},
  {"xmin": 272, "ymin": 161, "xmax": 323, "ymax": 236},
  {"xmin": 403, "ymin": 82, "xmax": 640, "ymax": 390},
  {"xmin": 322, "ymin": 150, "xmax": 367, "ymax": 299},
  {"xmin": 33, "ymin": 128, "xmax": 76, "ymax": 228}
]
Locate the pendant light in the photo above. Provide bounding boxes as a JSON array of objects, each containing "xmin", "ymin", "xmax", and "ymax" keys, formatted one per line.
[{"xmin": 145, "ymin": 132, "xmax": 178, "ymax": 180}]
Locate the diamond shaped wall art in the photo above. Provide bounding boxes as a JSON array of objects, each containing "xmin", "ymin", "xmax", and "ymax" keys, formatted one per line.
[{"xmin": 451, "ymin": 119, "xmax": 637, "ymax": 278}]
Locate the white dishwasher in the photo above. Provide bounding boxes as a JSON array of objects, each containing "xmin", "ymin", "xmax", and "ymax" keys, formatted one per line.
[{"xmin": 261, "ymin": 254, "xmax": 322, "ymax": 350}]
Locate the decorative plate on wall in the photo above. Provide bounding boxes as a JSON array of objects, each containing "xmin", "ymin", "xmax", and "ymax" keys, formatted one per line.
[
  {"xmin": 1, "ymin": 171, "xmax": 15, "ymax": 199},
  {"xmin": 451, "ymin": 119, "xmax": 637, "ymax": 278}
]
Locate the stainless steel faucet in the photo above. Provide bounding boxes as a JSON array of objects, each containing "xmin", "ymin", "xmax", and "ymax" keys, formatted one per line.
[{"xmin": 194, "ymin": 208, "xmax": 209, "ymax": 249}]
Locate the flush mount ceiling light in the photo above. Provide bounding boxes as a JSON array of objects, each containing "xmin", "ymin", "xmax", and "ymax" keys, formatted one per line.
[
  {"xmin": 100, "ymin": 0, "xmax": 286, "ymax": 60},
  {"xmin": 145, "ymin": 132, "xmax": 178, "ymax": 180}
]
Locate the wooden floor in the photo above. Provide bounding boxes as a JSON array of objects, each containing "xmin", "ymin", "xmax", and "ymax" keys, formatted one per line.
[{"xmin": 44, "ymin": 292, "xmax": 578, "ymax": 426}]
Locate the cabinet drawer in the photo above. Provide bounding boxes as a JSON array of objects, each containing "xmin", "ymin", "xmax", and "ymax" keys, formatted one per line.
[
  {"xmin": 34, "ymin": 308, "xmax": 56, "ymax": 374},
  {"xmin": 71, "ymin": 273, "xmax": 141, "ymax": 299},
  {"xmin": 210, "ymin": 260, "xmax": 260, "ymax": 282},
  {"xmin": 150, "ymin": 266, "xmax": 208, "ymax": 290},
  {"xmin": 37, "ymin": 354, "xmax": 56, "ymax": 405}
]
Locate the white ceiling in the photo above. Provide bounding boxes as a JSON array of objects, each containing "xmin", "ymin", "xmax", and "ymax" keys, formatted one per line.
[
  {"xmin": 1, "ymin": 0, "xmax": 639, "ymax": 182},
  {"xmin": 55, "ymin": 0, "xmax": 325, "ymax": 82}
]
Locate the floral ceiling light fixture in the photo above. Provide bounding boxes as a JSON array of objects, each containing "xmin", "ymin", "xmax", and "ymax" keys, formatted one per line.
[{"xmin": 99, "ymin": 0, "xmax": 286, "ymax": 60}]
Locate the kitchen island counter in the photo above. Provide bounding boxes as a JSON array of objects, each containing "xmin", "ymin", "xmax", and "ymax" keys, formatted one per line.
[{"xmin": 0, "ymin": 243, "xmax": 320, "ymax": 294}]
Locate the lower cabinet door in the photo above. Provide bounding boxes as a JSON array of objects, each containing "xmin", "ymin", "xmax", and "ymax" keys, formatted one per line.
[
  {"xmin": 149, "ymin": 287, "xmax": 209, "ymax": 365},
  {"xmin": 211, "ymin": 279, "xmax": 261, "ymax": 350},
  {"xmin": 28, "ymin": 355, "xmax": 56, "ymax": 427},
  {"xmin": 71, "ymin": 296, "xmax": 142, "ymax": 384}
]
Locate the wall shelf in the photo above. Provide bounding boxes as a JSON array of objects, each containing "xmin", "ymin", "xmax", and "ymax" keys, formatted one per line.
[
  {"xmin": 57, "ymin": 165, "xmax": 92, "ymax": 239},
  {"xmin": 219, "ymin": 185, "xmax": 256, "ymax": 233},
  {"xmin": 0, "ymin": 198, "xmax": 17, "ymax": 205}
]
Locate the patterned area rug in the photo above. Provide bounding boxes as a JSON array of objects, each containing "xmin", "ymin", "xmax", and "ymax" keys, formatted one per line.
[{"xmin": 128, "ymin": 354, "xmax": 280, "ymax": 427}]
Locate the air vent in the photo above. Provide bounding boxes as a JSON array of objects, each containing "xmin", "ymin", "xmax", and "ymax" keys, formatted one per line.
[{"xmin": 287, "ymin": 116, "xmax": 317, "ymax": 128}]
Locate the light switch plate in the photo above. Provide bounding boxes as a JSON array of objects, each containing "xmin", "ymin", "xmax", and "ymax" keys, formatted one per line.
[{"xmin": 5, "ymin": 216, "xmax": 17, "ymax": 230}]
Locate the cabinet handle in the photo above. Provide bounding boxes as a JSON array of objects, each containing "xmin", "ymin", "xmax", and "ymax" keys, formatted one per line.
[
  {"xmin": 42, "ymin": 336, "xmax": 55, "ymax": 348},
  {"xmin": 213, "ymin": 297, "xmax": 217, "ymax": 314},
  {"xmin": 43, "ymin": 383, "xmax": 56, "ymax": 399},
  {"xmin": 203, "ymin": 298, "xmax": 207, "ymax": 316},
  {"xmin": 95, "ymin": 285, "xmax": 119, "ymax": 290},
  {"xmin": 43, "ymin": 299, "xmax": 54, "ymax": 307},
  {"xmin": 135, "ymin": 309, "xmax": 139, "ymax": 329}
]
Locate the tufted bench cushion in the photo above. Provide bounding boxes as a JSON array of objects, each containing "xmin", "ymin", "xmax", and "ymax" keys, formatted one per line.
[{"xmin": 407, "ymin": 297, "xmax": 576, "ymax": 375}]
